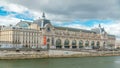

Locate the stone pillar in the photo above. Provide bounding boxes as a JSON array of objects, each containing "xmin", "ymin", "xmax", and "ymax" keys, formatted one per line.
[
  {"xmin": 94, "ymin": 41, "xmax": 97, "ymax": 47},
  {"xmin": 69, "ymin": 39, "xmax": 72, "ymax": 49},
  {"xmin": 100, "ymin": 41, "xmax": 104, "ymax": 48},
  {"xmin": 62, "ymin": 45, "xmax": 64, "ymax": 49},
  {"xmin": 61, "ymin": 38, "xmax": 64, "ymax": 49},
  {"xmin": 54, "ymin": 38, "xmax": 57, "ymax": 46},
  {"xmin": 89, "ymin": 41, "xmax": 91, "ymax": 47},
  {"xmin": 70, "ymin": 46, "xmax": 72, "ymax": 49},
  {"xmin": 77, "ymin": 40, "xmax": 79, "ymax": 49},
  {"xmin": 83, "ymin": 40, "xmax": 85, "ymax": 47}
]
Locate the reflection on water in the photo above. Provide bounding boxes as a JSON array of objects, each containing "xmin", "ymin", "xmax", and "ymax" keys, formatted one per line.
[{"xmin": 0, "ymin": 56, "xmax": 120, "ymax": 68}]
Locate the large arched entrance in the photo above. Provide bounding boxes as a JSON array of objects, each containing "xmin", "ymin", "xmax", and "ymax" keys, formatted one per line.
[
  {"xmin": 56, "ymin": 39, "xmax": 62, "ymax": 48},
  {"xmin": 85, "ymin": 41, "xmax": 89, "ymax": 47},
  {"xmin": 72, "ymin": 40, "xmax": 77, "ymax": 48},
  {"xmin": 79, "ymin": 40, "xmax": 83, "ymax": 48},
  {"xmin": 91, "ymin": 41, "xmax": 95, "ymax": 49},
  {"xmin": 64, "ymin": 39, "xmax": 70, "ymax": 48},
  {"xmin": 96, "ymin": 41, "xmax": 100, "ymax": 49}
]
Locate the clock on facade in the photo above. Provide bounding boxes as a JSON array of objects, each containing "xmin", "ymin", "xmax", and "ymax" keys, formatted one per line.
[{"xmin": 47, "ymin": 27, "xmax": 51, "ymax": 32}]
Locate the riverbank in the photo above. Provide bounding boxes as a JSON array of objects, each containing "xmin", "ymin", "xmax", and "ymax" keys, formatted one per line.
[{"xmin": 0, "ymin": 50, "xmax": 120, "ymax": 59}]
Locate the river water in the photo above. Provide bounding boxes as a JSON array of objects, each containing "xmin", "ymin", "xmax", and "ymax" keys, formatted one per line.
[{"xmin": 0, "ymin": 56, "xmax": 120, "ymax": 68}]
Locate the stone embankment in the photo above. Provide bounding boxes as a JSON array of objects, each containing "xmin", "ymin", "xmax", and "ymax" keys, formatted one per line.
[
  {"xmin": 0, "ymin": 51, "xmax": 49, "ymax": 59},
  {"xmin": 49, "ymin": 50, "xmax": 120, "ymax": 58},
  {"xmin": 0, "ymin": 50, "xmax": 120, "ymax": 59}
]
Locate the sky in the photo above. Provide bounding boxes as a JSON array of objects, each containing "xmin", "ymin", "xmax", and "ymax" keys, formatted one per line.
[{"xmin": 0, "ymin": 0, "xmax": 120, "ymax": 40}]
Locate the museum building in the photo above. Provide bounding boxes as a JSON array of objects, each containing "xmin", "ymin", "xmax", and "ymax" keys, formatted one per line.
[{"xmin": 0, "ymin": 13, "xmax": 116, "ymax": 49}]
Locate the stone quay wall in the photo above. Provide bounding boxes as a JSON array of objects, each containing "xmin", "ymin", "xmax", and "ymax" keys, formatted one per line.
[
  {"xmin": 0, "ymin": 51, "xmax": 49, "ymax": 59},
  {"xmin": 49, "ymin": 50, "xmax": 120, "ymax": 58},
  {"xmin": 0, "ymin": 50, "xmax": 120, "ymax": 59}
]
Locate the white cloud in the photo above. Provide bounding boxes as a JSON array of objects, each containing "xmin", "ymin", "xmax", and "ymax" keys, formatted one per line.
[
  {"xmin": 0, "ymin": 0, "xmax": 28, "ymax": 13},
  {"xmin": 92, "ymin": 21, "xmax": 120, "ymax": 40},
  {"xmin": 0, "ymin": 15, "xmax": 20, "ymax": 26},
  {"xmin": 4, "ymin": 4, "xmax": 28, "ymax": 13},
  {"xmin": 29, "ymin": 10, "xmax": 42, "ymax": 19},
  {"xmin": 102, "ymin": 21, "xmax": 120, "ymax": 39},
  {"xmin": 4, "ymin": 0, "xmax": 120, "ymax": 20}
]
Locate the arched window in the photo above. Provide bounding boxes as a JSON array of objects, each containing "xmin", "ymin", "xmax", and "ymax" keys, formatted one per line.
[
  {"xmin": 79, "ymin": 40, "xmax": 83, "ymax": 48},
  {"xmin": 64, "ymin": 39, "xmax": 69, "ymax": 46},
  {"xmin": 56, "ymin": 39, "xmax": 61, "ymax": 46},
  {"xmin": 91, "ymin": 41, "xmax": 95, "ymax": 47},
  {"xmin": 85, "ymin": 41, "xmax": 89, "ymax": 47},
  {"xmin": 96, "ymin": 41, "xmax": 100, "ymax": 48},
  {"xmin": 72, "ymin": 40, "xmax": 76, "ymax": 46}
]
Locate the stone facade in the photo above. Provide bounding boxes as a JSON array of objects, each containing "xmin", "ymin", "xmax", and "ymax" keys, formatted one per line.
[{"xmin": 0, "ymin": 13, "xmax": 116, "ymax": 49}]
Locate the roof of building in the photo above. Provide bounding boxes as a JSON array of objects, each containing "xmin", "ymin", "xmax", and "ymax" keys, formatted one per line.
[
  {"xmin": 108, "ymin": 34, "xmax": 116, "ymax": 37},
  {"xmin": 16, "ymin": 20, "xmax": 32, "ymax": 27},
  {"xmin": 54, "ymin": 26, "xmax": 96, "ymax": 33},
  {"xmin": 33, "ymin": 13, "xmax": 51, "ymax": 28},
  {"xmin": 33, "ymin": 19, "xmax": 51, "ymax": 27},
  {"xmin": 91, "ymin": 28, "xmax": 100, "ymax": 34}
]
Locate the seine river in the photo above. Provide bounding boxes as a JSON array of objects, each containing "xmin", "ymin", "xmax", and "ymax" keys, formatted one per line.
[{"xmin": 1, "ymin": 56, "xmax": 120, "ymax": 68}]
